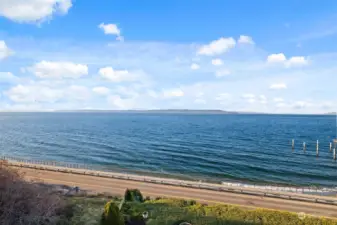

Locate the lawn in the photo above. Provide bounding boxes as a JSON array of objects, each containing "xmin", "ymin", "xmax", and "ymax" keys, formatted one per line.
[{"xmin": 67, "ymin": 196, "xmax": 337, "ymax": 225}]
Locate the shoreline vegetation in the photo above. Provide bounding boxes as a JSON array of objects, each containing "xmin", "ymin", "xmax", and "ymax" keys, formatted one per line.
[{"xmin": 1, "ymin": 164, "xmax": 337, "ymax": 225}]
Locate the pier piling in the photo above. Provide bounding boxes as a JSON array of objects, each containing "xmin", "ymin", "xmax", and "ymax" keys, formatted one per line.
[{"xmin": 316, "ymin": 140, "xmax": 319, "ymax": 157}]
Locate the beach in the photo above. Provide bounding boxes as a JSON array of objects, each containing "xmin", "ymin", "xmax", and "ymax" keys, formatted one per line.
[{"xmin": 7, "ymin": 161, "xmax": 337, "ymax": 218}]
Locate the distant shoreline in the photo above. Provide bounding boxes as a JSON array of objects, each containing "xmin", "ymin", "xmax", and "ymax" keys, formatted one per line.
[{"xmin": 0, "ymin": 109, "xmax": 335, "ymax": 116}]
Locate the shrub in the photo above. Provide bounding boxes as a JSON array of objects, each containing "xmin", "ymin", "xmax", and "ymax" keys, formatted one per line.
[
  {"xmin": 100, "ymin": 201, "xmax": 124, "ymax": 225},
  {"xmin": 0, "ymin": 164, "xmax": 69, "ymax": 225},
  {"xmin": 124, "ymin": 189, "xmax": 144, "ymax": 202}
]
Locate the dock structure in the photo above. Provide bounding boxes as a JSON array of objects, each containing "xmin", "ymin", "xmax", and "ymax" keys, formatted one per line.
[
  {"xmin": 291, "ymin": 138, "xmax": 337, "ymax": 160},
  {"xmin": 333, "ymin": 139, "xmax": 337, "ymax": 161}
]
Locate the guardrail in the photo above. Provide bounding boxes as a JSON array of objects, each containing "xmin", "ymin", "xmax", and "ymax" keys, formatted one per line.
[{"xmin": 2, "ymin": 156, "xmax": 337, "ymax": 206}]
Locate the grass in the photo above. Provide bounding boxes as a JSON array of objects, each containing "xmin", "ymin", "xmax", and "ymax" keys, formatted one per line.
[{"xmin": 67, "ymin": 196, "xmax": 337, "ymax": 225}]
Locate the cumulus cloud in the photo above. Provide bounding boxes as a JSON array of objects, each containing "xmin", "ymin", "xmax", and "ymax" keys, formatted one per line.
[
  {"xmin": 0, "ymin": 40, "xmax": 12, "ymax": 60},
  {"xmin": 99, "ymin": 67, "xmax": 144, "ymax": 83},
  {"xmin": 286, "ymin": 56, "xmax": 308, "ymax": 67},
  {"xmin": 5, "ymin": 84, "xmax": 63, "ymax": 103},
  {"xmin": 162, "ymin": 88, "xmax": 184, "ymax": 98},
  {"xmin": 241, "ymin": 94, "xmax": 268, "ymax": 104},
  {"xmin": 215, "ymin": 93, "xmax": 231, "ymax": 101},
  {"xmin": 269, "ymin": 83, "xmax": 287, "ymax": 90},
  {"xmin": 197, "ymin": 37, "xmax": 236, "ymax": 56},
  {"xmin": 215, "ymin": 69, "xmax": 231, "ymax": 77},
  {"xmin": 259, "ymin": 95, "xmax": 267, "ymax": 104},
  {"xmin": 194, "ymin": 99, "xmax": 206, "ymax": 104},
  {"xmin": 92, "ymin": 86, "xmax": 110, "ymax": 95},
  {"xmin": 292, "ymin": 101, "xmax": 312, "ymax": 109},
  {"xmin": 238, "ymin": 35, "xmax": 254, "ymax": 44},
  {"xmin": 0, "ymin": 0, "xmax": 72, "ymax": 23},
  {"xmin": 5, "ymin": 83, "xmax": 91, "ymax": 103},
  {"xmin": 99, "ymin": 23, "xmax": 123, "ymax": 41},
  {"xmin": 28, "ymin": 61, "xmax": 88, "ymax": 79},
  {"xmin": 211, "ymin": 58, "xmax": 223, "ymax": 66},
  {"xmin": 190, "ymin": 63, "xmax": 200, "ymax": 70},
  {"xmin": 273, "ymin": 97, "xmax": 284, "ymax": 103},
  {"xmin": 267, "ymin": 53, "xmax": 308, "ymax": 67},
  {"xmin": 267, "ymin": 53, "xmax": 287, "ymax": 63},
  {"xmin": 0, "ymin": 72, "xmax": 18, "ymax": 84},
  {"xmin": 276, "ymin": 102, "xmax": 287, "ymax": 108}
]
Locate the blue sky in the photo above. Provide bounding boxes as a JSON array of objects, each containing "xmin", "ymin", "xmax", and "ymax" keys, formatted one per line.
[{"xmin": 0, "ymin": 0, "xmax": 336, "ymax": 113}]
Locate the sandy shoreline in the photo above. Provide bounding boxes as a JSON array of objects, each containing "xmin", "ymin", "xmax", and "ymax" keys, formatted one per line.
[
  {"xmin": 6, "ymin": 160, "xmax": 337, "ymax": 202},
  {"xmin": 10, "ymin": 163, "xmax": 337, "ymax": 218}
]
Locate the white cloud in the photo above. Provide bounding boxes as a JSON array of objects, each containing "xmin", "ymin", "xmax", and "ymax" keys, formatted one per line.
[
  {"xmin": 92, "ymin": 86, "xmax": 110, "ymax": 95},
  {"xmin": 267, "ymin": 53, "xmax": 287, "ymax": 63},
  {"xmin": 28, "ymin": 61, "xmax": 88, "ymax": 79},
  {"xmin": 190, "ymin": 63, "xmax": 200, "ymax": 70},
  {"xmin": 211, "ymin": 58, "xmax": 223, "ymax": 66},
  {"xmin": 67, "ymin": 85, "xmax": 91, "ymax": 101},
  {"xmin": 162, "ymin": 88, "xmax": 184, "ymax": 98},
  {"xmin": 215, "ymin": 93, "xmax": 231, "ymax": 101},
  {"xmin": 0, "ymin": 72, "xmax": 18, "ymax": 83},
  {"xmin": 286, "ymin": 56, "xmax": 308, "ymax": 67},
  {"xmin": 276, "ymin": 102, "xmax": 287, "ymax": 108},
  {"xmin": 5, "ymin": 84, "xmax": 63, "ymax": 103},
  {"xmin": 269, "ymin": 83, "xmax": 287, "ymax": 90},
  {"xmin": 273, "ymin": 97, "xmax": 284, "ymax": 103},
  {"xmin": 292, "ymin": 101, "xmax": 312, "ymax": 109},
  {"xmin": 5, "ymin": 83, "xmax": 91, "ymax": 103},
  {"xmin": 99, "ymin": 67, "xmax": 143, "ymax": 83},
  {"xmin": 0, "ymin": 40, "xmax": 12, "ymax": 60},
  {"xmin": 0, "ymin": 0, "xmax": 72, "ymax": 23},
  {"xmin": 320, "ymin": 101, "xmax": 333, "ymax": 109},
  {"xmin": 267, "ymin": 53, "xmax": 309, "ymax": 67},
  {"xmin": 194, "ymin": 99, "xmax": 206, "ymax": 104},
  {"xmin": 215, "ymin": 69, "xmax": 231, "ymax": 77},
  {"xmin": 258, "ymin": 95, "xmax": 267, "ymax": 104},
  {"xmin": 242, "ymin": 94, "xmax": 255, "ymax": 99},
  {"xmin": 99, "ymin": 23, "xmax": 123, "ymax": 41},
  {"xmin": 197, "ymin": 37, "xmax": 236, "ymax": 56},
  {"xmin": 238, "ymin": 35, "xmax": 254, "ymax": 44}
]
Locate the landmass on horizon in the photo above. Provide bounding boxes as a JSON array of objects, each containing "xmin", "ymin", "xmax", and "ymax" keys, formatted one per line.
[
  {"xmin": 50, "ymin": 109, "xmax": 336, "ymax": 115},
  {"xmin": 0, "ymin": 109, "xmax": 335, "ymax": 115}
]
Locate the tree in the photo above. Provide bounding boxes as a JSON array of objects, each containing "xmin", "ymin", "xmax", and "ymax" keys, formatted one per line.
[{"xmin": 101, "ymin": 201, "xmax": 124, "ymax": 225}]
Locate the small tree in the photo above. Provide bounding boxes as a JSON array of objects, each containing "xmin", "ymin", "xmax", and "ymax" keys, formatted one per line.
[
  {"xmin": 124, "ymin": 189, "xmax": 144, "ymax": 202},
  {"xmin": 101, "ymin": 201, "xmax": 124, "ymax": 225}
]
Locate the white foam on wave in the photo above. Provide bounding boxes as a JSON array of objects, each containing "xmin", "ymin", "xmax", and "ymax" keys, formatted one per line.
[{"xmin": 221, "ymin": 181, "xmax": 337, "ymax": 195}]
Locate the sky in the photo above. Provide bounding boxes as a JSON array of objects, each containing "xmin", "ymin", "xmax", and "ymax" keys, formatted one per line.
[{"xmin": 0, "ymin": 0, "xmax": 336, "ymax": 113}]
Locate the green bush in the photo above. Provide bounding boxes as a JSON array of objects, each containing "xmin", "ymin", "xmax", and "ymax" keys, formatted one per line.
[
  {"xmin": 124, "ymin": 189, "xmax": 144, "ymax": 202},
  {"xmin": 100, "ymin": 201, "xmax": 124, "ymax": 225}
]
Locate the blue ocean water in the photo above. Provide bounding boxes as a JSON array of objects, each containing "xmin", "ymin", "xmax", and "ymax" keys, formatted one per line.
[{"xmin": 0, "ymin": 112, "xmax": 336, "ymax": 187}]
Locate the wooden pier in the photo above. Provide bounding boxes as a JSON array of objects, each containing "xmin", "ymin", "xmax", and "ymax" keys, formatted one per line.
[{"xmin": 292, "ymin": 138, "xmax": 337, "ymax": 161}]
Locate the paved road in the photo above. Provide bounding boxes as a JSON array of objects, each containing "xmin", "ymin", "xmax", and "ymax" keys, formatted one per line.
[{"xmin": 19, "ymin": 167, "xmax": 337, "ymax": 218}]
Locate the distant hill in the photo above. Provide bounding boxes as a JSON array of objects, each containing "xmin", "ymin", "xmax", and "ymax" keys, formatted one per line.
[{"xmin": 55, "ymin": 109, "xmax": 242, "ymax": 114}]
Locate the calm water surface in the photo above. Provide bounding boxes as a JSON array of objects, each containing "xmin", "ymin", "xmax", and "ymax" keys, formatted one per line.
[{"xmin": 0, "ymin": 113, "xmax": 336, "ymax": 187}]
